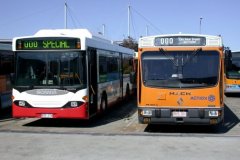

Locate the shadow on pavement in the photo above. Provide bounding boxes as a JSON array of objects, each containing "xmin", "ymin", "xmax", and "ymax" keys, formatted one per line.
[
  {"xmin": 0, "ymin": 108, "xmax": 13, "ymax": 122},
  {"xmin": 225, "ymin": 93, "xmax": 240, "ymax": 97},
  {"xmin": 24, "ymin": 98, "xmax": 137, "ymax": 128}
]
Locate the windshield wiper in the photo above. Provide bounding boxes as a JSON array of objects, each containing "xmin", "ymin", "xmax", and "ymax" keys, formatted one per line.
[
  {"xmin": 159, "ymin": 48, "xmax": 178, "ymax": 67},
  {"xmin": 182, "ymin": 48, "xmax": 202, "ymax": 66}
]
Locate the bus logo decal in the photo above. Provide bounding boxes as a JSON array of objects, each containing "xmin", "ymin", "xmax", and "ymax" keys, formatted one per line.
[
  {"xmin": 177, "ymin": 97, "xmax": 184, "ymax": 106},
  {"xmin": 208, "ymin": 95, "xmax": 216, "ymax": 102},
  {"xmin": 190, "ymin": 96, "xmax": 207, "ymax": 100},
  {"xmin": 26, "ymin": 89, "xmax": 69, "ymax": 96}
]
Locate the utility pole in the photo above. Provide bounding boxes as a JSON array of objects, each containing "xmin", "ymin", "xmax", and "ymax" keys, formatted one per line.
[
  {"xmin": 199, "ymin": 17, "xmax": 203, "ymax": 34},
  {"xmin": 128, "ymin": 5, "xmax": 130, "ymax": 38},
  {"xmin": 64, "ymin": 1, "xmax": 68, "ymax": 29}
]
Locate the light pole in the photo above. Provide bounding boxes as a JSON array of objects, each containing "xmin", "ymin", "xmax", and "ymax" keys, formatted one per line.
[
  {"xmin": 64, "ymin": 1, "xmax": 67, "ymax": 29},
  {"xmin": 199, "ymin": 17, "xmax": 203, "ymax": 34}
]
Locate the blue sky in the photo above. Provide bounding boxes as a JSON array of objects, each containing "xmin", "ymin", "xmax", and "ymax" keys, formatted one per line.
[{"xmin": 0, "ymin": 0, "xmax": 240, "ymax": 50}]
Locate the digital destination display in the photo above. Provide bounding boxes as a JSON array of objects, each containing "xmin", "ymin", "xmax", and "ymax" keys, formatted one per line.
[
  {"xmin": 16, "ymin": 37, "xmax": 80, "ymax": 50},
  {"xmin": 154, "ymin": 36, "xmax": 206, "ymax": 46}
]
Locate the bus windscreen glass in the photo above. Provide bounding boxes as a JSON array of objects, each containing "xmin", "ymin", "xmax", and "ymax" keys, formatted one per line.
[
  {"xmin": 15, "ymin": 51, "xmax": 87, "ymax": 89},
  {"xmin": 226, "ymin": 55, "xmax": 240, "ymax": 79}
]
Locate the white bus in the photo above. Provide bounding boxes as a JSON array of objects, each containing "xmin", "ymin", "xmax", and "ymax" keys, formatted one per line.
[{"xmin": 12, "ymin": 29, "xmax": 135, "ymax": 119}]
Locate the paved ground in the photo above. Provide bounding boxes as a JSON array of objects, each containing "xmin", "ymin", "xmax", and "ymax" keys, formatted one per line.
[
  {"xmin": 0, "ymin": 96, "xmax": 240, "ymax": 159},
  {"xmin": 0, "ymin": 132, "xmax": 240, "ymax": 160}
]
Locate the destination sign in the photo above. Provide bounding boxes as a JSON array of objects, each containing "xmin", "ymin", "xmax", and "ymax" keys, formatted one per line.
[
  {"xmin": 154, "ymin": 36, "xmax": 206, "ymax": 46},
  {"xmin": 16, "ymin": 37, "xmax": 81, "ymax": 50}
]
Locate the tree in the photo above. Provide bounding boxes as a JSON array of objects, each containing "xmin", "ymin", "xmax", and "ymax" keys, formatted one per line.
[{"xmin": 120, "ymin": 37, "xmax": 138, "ymax": 52}]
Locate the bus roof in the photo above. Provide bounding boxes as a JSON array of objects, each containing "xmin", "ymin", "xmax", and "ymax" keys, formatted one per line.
[
  {"xmin": 139, "ymin": 34, "xmax": 223, "ymax": 48},
  {"xmin": 12, "ymin": 29, "xmax": 134, "ymax": 54}
]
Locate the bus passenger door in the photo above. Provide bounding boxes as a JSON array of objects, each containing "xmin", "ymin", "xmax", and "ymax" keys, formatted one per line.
[{"xmin": 88, "ymin": 49, "xmax": 98, "ymax": 116}]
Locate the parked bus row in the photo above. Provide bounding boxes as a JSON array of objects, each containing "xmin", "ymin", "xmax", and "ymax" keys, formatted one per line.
[{"xmin": 0, "ymin": 29, "xmax": 239, "ymax": 126}]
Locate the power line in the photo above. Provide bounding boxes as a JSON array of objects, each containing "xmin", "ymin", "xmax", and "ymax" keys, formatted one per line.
[
  {"xmin": 67, "ymin": 6, "xmax": 82, "ymax": 28},
  {"xmin": 131, "ymin": 6, "xmax": 164, "ymax": 34},
  {"xmin": 64, "ymin": 1, "xmax": 83, "ymax": 29}
]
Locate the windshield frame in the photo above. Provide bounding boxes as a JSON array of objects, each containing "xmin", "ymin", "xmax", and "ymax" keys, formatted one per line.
[{"xmin": 141, "ymin": 49, "xmax": 220, "ymax": 89}]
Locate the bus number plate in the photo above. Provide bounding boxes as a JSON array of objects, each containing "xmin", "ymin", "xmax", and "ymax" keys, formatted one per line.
[
  {"xmin": 172, "ymin": 111, "xmax": 187, "ymax": 117},
  {"xmin": 41, "ymin": 114, "xmax": 53, "ymax": 118}
]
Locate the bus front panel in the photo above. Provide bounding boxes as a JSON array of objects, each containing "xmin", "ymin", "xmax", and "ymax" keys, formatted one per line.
[{"xmin": 138, "ymin": 48, "xmax": 224, "ymax": 125}]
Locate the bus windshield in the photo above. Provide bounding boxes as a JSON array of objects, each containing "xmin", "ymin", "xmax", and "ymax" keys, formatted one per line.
[
  {"xmin": 141, "ymin": 50, "xmax": 219, "ymax": 88},
  {"xmin": 226, "ymin": 56, "xmax": 240, "ymax": 79},
  {"xmin": 15, "ymin": 51, "xmax": 87, "ymax": 89}
]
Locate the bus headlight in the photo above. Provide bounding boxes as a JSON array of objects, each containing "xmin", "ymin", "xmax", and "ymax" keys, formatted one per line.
[
  {"xmin": 63, "ymin": 101, "xmax": 84, "ymax": 108},
  {"xmin": 19, "ymin": 101, "xmax": 26, "ymax": 107},
  {"xmin": 141, "ymin": 109, "xmax": 152, "ymax": 116},
  {"xmin": 209, "ymin": 110, "xmax": 218, "ymax": 117},
  {"xmin": 70, "ymin": 101, "xmax": 78, "ymax": 107},
  {"xmin": 14, "ymin": 100, "xmax": 31, "ymax": 108}
]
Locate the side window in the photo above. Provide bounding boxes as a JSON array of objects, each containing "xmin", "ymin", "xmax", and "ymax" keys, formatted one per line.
[
  {"xmin": 99, "ymin": 55, "xmax": 107, "ymax": 83},
  {"xmin": 98, "ymin": 50, "xmax": 120, "ymax": 83},
  {"xmin": 0, "ymin": 51, "xmax": 14, "ymax": 75},
  {"xmin": 107, "ymin": 55, "xmax": 119, "ymax": 81},
  {"xmin": 123, "ymin": 55, "xmax": 133, "ymax": 75}
]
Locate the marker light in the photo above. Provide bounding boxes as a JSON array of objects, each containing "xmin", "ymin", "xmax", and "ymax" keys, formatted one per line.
[
  {"xmin": 82, "ymin": 95, "xmax": 88, "ymax": 102},
  {"xmin": 17, "ymin": 41, "xmax": 22, "ymax": 50},
  {"xmin": 76, "ymin": 41, "xmax": 81, "ymax": 49}
]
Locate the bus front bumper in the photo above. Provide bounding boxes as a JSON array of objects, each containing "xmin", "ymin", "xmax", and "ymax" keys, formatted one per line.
[
  {"xmin": 138, "ymin": 107, "xmax": 224, "ymax": 125},
  {"xmin": 12, "ymin": 103, "xmax": 89, "ymax": 119}
]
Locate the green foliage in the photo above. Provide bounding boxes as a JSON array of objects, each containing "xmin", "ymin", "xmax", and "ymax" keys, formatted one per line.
[{"xmin": 121, "ymin": 37, "xmax": 138, "ymax": 52}]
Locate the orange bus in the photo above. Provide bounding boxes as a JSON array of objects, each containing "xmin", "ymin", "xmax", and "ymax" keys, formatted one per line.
[
  {"xmin": 224, "ymin": 50, "xmax": 240, "ymax": 95},
  {"xmin": 137, "ymin": 34, "xmax": 224, "ymax": 125}
]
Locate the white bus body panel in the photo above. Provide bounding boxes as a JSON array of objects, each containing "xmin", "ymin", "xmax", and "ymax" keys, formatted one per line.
[{"xmin": 13, "ymin": 88, "xmax": 87, "ymax": 108}]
